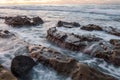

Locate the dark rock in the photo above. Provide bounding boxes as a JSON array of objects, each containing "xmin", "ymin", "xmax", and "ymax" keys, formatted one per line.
[
  {"xmin": 57, "ymin": 21, "xmax": 80, "ymax": 28},
  {"xmin": 81, "ymin": 24, "xmax": 103, "ymax": 31},
  {"xmin": 11, "ymin": 55, "xmax": 36, "ymax": 78},
  {"xmin": 32, "ymin": 16, "xmax": 44, "ymax": 25},
  {"xmin": 29, "ymin": 45, "xmax": 117, "ymax": 80},
  {"xmin": 0, "ymin": 30, "xmax": 15, "ymax": 38},
  {"xmin": 47, "ymin": 27, "xmax": 102, "ymax": 51},
  {"xmin": 5, "ymin": 16, "xmax": 44, "ymax": 27}
]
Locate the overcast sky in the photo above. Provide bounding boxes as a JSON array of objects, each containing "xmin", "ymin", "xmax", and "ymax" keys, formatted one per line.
[{"xmin": 0, "ymin": 0, "xmax": 120, "ymax": 4}]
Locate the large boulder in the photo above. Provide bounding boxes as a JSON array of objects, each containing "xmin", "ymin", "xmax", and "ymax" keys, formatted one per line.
[
  {"xmin": 57, "ymin": 21, "xmax": 80, "ymax": 28},
  {"xmin": 11, "ymin": 55, "xmax": 36, "ymax": 78},
  {"xmin": 81, "ymin": 24, "xmax": 103, "ymax": 31},
  {"xmin": 5, "ymin": 16, "xmax": 44, "ymax": 27},
  {"xmin": 29, "ymin": 45, "xmax": 117, "ymax": 80},
  {"xmin": 47, "ymin": 27, "xmax": 102, "ymax": 51}
]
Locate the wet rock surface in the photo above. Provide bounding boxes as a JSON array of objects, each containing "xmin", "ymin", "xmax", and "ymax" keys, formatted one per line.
[
  {"xmin": 81, "ymin": 24, "xmax": 103, "ymax": 31},
  {"xmin": 81, "ymin": 24, "xmax": 120, "ymax": 37},
  {"xmin": 57, "ymin": 21, "xmax": 80, "ymax": 28},
  {"xmin": 29, "ymin": 45, "xmax": 117, "ymax": 80},
  {"xmin": 5, "ymin": 16, "xmax": 44, "ymax": 27},
  {"xmin": 11, "ymin": 55, "xmax": 36, "ymax": 78},
  {"xmin": 47, "ymin": 27, "xmax": 120, "ymax": 66},
  {"xmin": 0, "ymin": 29, "xmax": 118, "ymax": 80},
  {"xmin": 47, "ymin": 27, "xmax": 102, "ymax": 51},
  {"xmin": 84, "ymin": 40, "xmax": 120, "ymax": 66},
  {"xmin": 0, "ymin": 65, "xmax": 17, "ymax": 80}
]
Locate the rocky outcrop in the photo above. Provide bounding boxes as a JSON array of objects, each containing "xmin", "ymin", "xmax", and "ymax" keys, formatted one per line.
[
  {"xmin": 29, "ymin": 45, "xmax": 117, "ymax": 80},
  {"xmin": 81, "ymin": 24, "xmax": 103, "ymax": 31},
  {"xmin": 0, "ymin": 29, "xmax": 118, "ymax": 80},
  {"xmin": 84, "ymin": 40, "xmax": 120, "ymax": 66},
  {"xmin": 57, "ymin": 21, "xmax": 80, "ymax": 28},
  {"xmin": 47, "ymin": 27, "xmax": 102, "ymax": 51},
  {"xmin": 104, "ymin": 27, "xmax": 120, "ymax": 36},
  {"xmin": 5, "ymin": 16, "xmax": 44, "ymax": 27},
  {"xmin": 81, "ymin": 24, "xmax": 120, "ymax": 37},
  {"xmin": 47, "ymin": 27, "xmax": 120, "ymax": 66},
  {"xmin": 0, "ymin": 65, "xmax": 17, "ymax": 80},
  {"xmin": 11, "ymin": 55, "xmax": 36, "ymax": 78}
]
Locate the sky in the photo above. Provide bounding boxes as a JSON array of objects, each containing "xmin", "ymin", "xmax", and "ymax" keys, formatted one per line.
[{"xmin": 0, "ymin": 0, "xmax": 120, "ymax": 4}]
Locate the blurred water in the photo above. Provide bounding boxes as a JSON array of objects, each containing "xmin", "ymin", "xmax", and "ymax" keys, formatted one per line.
[{"xmin": 0, "ymin": 4, "xmax": 120, "ymax": 80}]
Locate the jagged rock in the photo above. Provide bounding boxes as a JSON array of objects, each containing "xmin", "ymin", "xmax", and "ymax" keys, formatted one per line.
[
  {"xmin": 81, "ymin": 24, "xmax": 103, "ymax": 31},
  {"xmin": 47, "ymin": 27, "xmax": 102, "ymax": 51},
  {"xmin": 57, "ymin": 21, "xmax": 80, "ymax": 28},
  {"xmin": 11, "ymin": 55, "xmax": 36, "ymax": 78},
  {"xmin": 0, "ymin": 65, "xmax": 17, "ymax": 80},
  {"xmin": 5, "ymin": 16, "xmax": 44, "ymax": 27},
  {"xmin": 84, "ymin": 40, "xmax": 120, "ymax": 66},
  {"xmin": 29, "ymin": 45, "xmax": 117, "ymax": 80}
]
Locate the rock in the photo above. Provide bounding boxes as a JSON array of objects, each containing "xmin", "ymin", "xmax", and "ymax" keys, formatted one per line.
[
  {"xmin": 0, "ymin": 65, "xmax": 17, "ymax": 80},
  {"xmin": 84, "ymin": 40, "xmax": 120, "ymax": 66},
  {"xmin": 81, "ymin": 24, "xmax": 120, "ymax": 37},
  {"xmin": 5, "ymin": 16, "xmax": 44, "ymax": 27},
  {"xmin": 11, "ymin": 55, "xmax": 36, "ymax": 78},
  {"xmin": 109, "ymin": 39, "xmax": 120, "ymax": 46},
  {"xmin": 47, "ymin": 27, "xmax": 102, "ymax": 51},
  {"xmin": 104, "ymin": 27, "xmax": 120, "ymax": 36},
  {"xmin": 81, "ymin": 24, "xmax": 103, "ymax": 31},
  {"xmin": 0, "ymin": 30, "xmax": 15, "ymax": 38},
  {"xmin": 29, "ymin": 45, "xmax": 117, "ymax": 80},
  {"xmin": 57, "ymin": 21, "xmax": 80, "ymax": 28},
  {"xmin": 32, "ymin": 16, "xmax": 44, "ymax": 25}
]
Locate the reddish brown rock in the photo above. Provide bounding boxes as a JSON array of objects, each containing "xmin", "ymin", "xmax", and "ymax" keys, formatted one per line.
[
  {"xmin": 47, "ymin": 27, "xmax": 102, "ymax": 51},
  {"xmin": 81, "ymin": 24, "xmax": 103, "ymax": 31},
  {"xmin": 5, "ymin": 16, "xmax": 44, "ymax": 27},
  {"xmin": 29, "ymin": 45, "xmax": 117, "ymax": 80},
  {"xmin": 0, "ymin": 65, "xmax": 17, "ymax": 80},
  {"xmin": 57, "ymin": 21, "xmax": 80, "ymax": 28}
]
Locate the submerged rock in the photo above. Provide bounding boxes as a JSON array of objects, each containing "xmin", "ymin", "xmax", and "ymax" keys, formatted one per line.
[
  {"xmin": 0, "ymin": 65, "xmax": 17, "ymax": 80},
  {"xmin": 0, "ymin": 30, "xmax": 15, "ymax": 38},
  {"xmin": 81, "ymin": 24, "xmax": 103, "ymax": 31},
  {"xmin": 47, "ymin": 27, "xmax": 102, "ymax": 51},
  {"xmin": 5, "ymin": 16, "xmax": 44, "ymax": 27},
  {"xmin": 57, "ymin": 21, "xmax": 80, "ymax": 28},
  {"xmin": 104, "ymin": 26, "xmax": 120, "ymax": 36},
  {"xmin": 29, "ymin": 45, "xmax": 117, "ymax": 80},
  {"xmin": 11, "ymin": 55, "xmax": 36, "ymax": 78}
]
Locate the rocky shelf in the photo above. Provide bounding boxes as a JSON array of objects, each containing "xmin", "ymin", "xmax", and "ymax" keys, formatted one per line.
[
  {"xmin": 0, "ymin": 30, "xmax": 117, "ymax": 80},
  {"xmin": 29, "ymin": 45, "xmax": 117, "ymax": 80},
  {"xmin": 47, "ymin": 27, "xmax": 120, "ymax": 66}
]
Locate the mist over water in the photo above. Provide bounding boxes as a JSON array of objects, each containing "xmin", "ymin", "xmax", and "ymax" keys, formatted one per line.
[{"xmin": 0, "ymin": 4, "xmax": 120, "ymax": 80}]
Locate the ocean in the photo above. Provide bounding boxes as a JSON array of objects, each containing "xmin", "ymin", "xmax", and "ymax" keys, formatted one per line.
[{"xmin": 0, "ymin": 4, "xmax": 120, "ymax": 80}]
